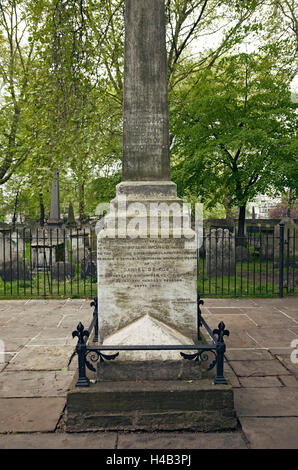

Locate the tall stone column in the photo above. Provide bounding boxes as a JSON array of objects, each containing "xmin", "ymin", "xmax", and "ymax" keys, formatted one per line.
[
  {"xmin": 123, "ymin": 0, "xmax": 170, "ymax": 181},
  {"xmin": 97, "ymin": 0, "xmax": 197, "ymax": 361},
  {"xmin": 47, "ymin": 170, "xmax": 62, "ymax": 226}
]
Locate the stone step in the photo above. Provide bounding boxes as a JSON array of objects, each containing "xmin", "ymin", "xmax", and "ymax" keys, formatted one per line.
[{"xmin": 66, "ymin": 378, "xmax": 236, "ymax": 432}]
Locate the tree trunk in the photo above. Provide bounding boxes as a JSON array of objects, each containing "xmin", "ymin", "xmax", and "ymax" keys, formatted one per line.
[
  {"xmin": 12, "ymin": 189, "xmax": 19, "ymax": 231},
  {"xmin": 237, "ymin": 204, "xmax": 246, "ymax": 245},
  {"xmin": 78, "ymin": 183, "xmax": 87, "ymax": 224},
  {"xmin": 223, "ymin": 198, "xmax": 234, "ymax": 227},
  {"xmin": 39, "ymin": 192, "xmax": 45, "ymax": 227}
]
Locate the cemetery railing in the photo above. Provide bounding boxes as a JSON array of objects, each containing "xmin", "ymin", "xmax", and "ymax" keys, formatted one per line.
[
  {"xmin": 0, "ymin": 224, "xmax": 297, "ymax": 298},
  {"xmin": 72, "ymin": 296, "xmax": 230, "ymax": 387},
  {"xmin": 198, "ymin": 223, "xmax": 297, "ymax": 297}
]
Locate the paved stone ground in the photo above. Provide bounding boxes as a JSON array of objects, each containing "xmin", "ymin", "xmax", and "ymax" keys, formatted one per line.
[{"xmin": 0, "ymin": 297, "xmax": 297, "ymax": 449}]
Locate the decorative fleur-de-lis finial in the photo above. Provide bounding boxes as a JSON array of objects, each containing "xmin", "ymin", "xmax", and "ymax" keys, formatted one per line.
[
  {"xmin": 213, "ymin": 321, "xmax": 229, "ymax": 343},
  {"xmin": 72, "ymin": 322, "xmax": 89, "ymax": 344}
]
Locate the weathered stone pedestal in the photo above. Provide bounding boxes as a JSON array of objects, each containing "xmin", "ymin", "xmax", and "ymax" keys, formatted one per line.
[
  {"xmin": 97, "ymin": 181, "xmax": 197, "ymax": 346},
  {"xmin": 66, "ymin": 377, "xmax": 236, "ymax": 432}
]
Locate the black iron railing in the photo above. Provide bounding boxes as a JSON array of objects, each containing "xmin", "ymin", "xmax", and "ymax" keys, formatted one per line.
[
  {"xmin": 198, "ymin": 223, "xmax": 297, "ymax": 297},
  {"xmin": 0, "ymin": 227, "xmax": 97, "ymax": 298},
  {"xmin": 72, "ymin": 296, "xmax": 230, "ymax": 387},
  {"xmin": 0, "ymin": 224, "xmax": 297, "ymax": 298}
]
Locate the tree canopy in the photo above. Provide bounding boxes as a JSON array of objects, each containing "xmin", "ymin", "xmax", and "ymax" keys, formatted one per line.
[
  {"xmin": 0, "ymin": 0, "xmax": 297, "ymax": 222},
  {"xmin": 170, "ymin": 51, "xmax": 297, "ymax": 234}
]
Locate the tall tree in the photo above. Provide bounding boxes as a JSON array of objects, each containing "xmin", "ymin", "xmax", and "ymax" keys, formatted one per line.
[
  {"xmin": 170, "ymin": 52, "xmax": 297, "ymax": 239},
  {"xmin": 0, "ymin": 0, "xmax": 39, "ymax": 184}
]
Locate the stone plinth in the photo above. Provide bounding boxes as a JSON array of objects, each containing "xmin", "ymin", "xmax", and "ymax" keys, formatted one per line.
[
  {"xmin": 97, "ymin": 181, "xmax": 197, "ymax": 351},
  {"xmin": 66, "ymin": 378, "xmax": 236, "ymax": 432}
]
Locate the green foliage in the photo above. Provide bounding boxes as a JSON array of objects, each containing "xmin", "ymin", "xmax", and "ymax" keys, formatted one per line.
[
  {"xmin": 170, "ymin": 51, "xmax": 297, "ymax": 220},
  {"xmin": 0, "ymin": 0, "xmax": 297, "ymax": 222}
]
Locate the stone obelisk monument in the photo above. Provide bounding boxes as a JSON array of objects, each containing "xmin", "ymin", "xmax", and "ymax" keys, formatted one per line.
[
  {"xmin": 67, "ymin": 0, "xmax": 236, "ymax": 433},
  {"xmin": 97, "ymin": 0, "xmax": 197, "ymax": 358},
  {"xmin": 123, "ymin": 0, "xmax": 170, "ymax": 181}
]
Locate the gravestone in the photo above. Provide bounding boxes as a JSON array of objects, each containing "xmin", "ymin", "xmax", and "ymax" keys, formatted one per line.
[
  {"xmin": 81, "ymin": 251, "xmax": 97, "ymax": 279},
  {"xmin": 274, "ymin": 218, "xmax": 298, "ymax": 262},
  {"xmin": 51, "ymin": 261, "xmax": 75, "ymax": 280},
  {"xmin": 66, "ymin": 202, "xmax": 77, "ymax": 227},
  {"xmin": 206, "ymin": 228, "xmax": 235, "ymax": 277},
  {"xmin": 0, "ymin": 259, "xmax": 30, "ymax": 282}
]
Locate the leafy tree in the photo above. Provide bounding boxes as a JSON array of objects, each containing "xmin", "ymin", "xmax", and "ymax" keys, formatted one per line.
[
  {"xmin": 1, "ymin": 0, "xmax": 296, "ymax": 223},
  {"xmin": 0, "ymin": 0, "xmax": 39, "ymax": 184},
  {"xmin": 170, "ymin": 52, "xmax": 297, "ymax": 240}
]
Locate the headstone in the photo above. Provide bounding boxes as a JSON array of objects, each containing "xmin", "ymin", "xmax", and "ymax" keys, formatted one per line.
[
  {"xmin": 206, "ymin": 228, "xmax": 235, "ymax": 277},
  {"xmin": 274, "ymin": 218, "xmax": 298, "ymax": 262},
  {"xmin": 51, "ymin": 261, "xmax": 75, "ymax": 280},
  {"xmin": 81, "ymin": 251, "xmax": 97, "ymax": 279},
  {"xmin": 0, "ymin": 231, "xmax": 21, "ymax": 264},
  {"xmin": 66, "ymin": 202, "xmax": 76, "ymax": 227},
  {"xmin": 47, "ymin": 170, "xmax": 62, "ymax": 226},
  {"xmin": 97, "ymin": 0, "xmax": 197, "ymax": 357},
  {"xmin": 31, "ymin": 241, "xmax": 52, "ymax": 271},
  {"xmin": 0, "ymin": 259, "xmax": 30, "ymax": 282}
]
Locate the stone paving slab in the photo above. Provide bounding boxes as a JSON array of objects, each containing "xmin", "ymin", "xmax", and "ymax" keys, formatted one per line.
[
  {"xmin": 0, "ymin": 312, "xmax": 21, "ymax": 325},
  {"xmin": 243, "ymin": 328, "xmax": 297, "ymax": 348},
  {"xmin": 238, "ymin": 310, "xmax": 297, "ymax": 327},
  {"xmin": 229, "ymin": 359, "xmax": 290, "ymax": 377},
  {"xmin": 275, "ymin": 357, "xmax": 298, "ymax": 377},
  {"xmin": 0, "ymin": 398, "xmax": 65, "ymax": 432},
  {"xmin": 0, "ymin": 370, "xmax": 74, "ymax": 397},
  {"xmin": 250, "ymin": 298, "xmax": 296, "ymax": 307},
  {"xmin": 205, "ymin": 308, "xmax": 245, "ymax": 316},
  {"xmin": 234, "ymin": 388, "xmax": 298, "ymax": 417},
  {"xmin": 203, "ymin": 313, "xmax": 255, "ymax": 329},
  {"xmin": 117, "ymin": 431, "xmax": 247, "ymax": 449},
  {"xmin": 0, "ymin": 432, "xmax": 118, "ymax": 449},
  {"xmin": 202, "ymin": 299, "xmax": 255, "ymax": 308},
  {"xmin": 225, "ymin": 349, "xmax": 273, "ymax": 361},
  {"xmin": 239, "ymin": 376, "xmax": 282, "ymax": 388},
  {"xmin": 5, "ymin": 345, "xmax": 74, "ymax": 371},
  {"xmin": 57, "ymin": 314, "xmax": 92, "ymax": 330},
  {"xmin": 0, "ymin": 338, "xmax": 31, "ymax": 352},
  {"xmin": 223, "ymin": 363, "xmax": 241, "ymax": 388},
  {"xmin": 5, "ymin": 313, "xmax": 65, "ymax": 328},
  {"xmin": 0, "ymin": 352, "xmax": 15, "ymax": 363},
  {"xmin": 0, "ymin": 326, "xmax": 42, "ymax": 339},
  {"xmin": 269, "ymin": 347, "xmax": 293, "ymax": 355},
  {"xmin": 239, "ymin": 417, "xmax": 298, "ymax": 449},
  {"xmin": 278, "ymin": 375, "xmax": 298, "ymax": 387}
]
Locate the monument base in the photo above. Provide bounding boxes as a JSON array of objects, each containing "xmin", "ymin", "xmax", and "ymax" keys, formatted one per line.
[{"xmin": 66, "ymin": 371, "xmax": 236, "ymax": 432}]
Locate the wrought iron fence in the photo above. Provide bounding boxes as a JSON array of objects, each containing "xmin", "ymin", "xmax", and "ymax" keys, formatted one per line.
[
  {"xmin": 199, "ymin": 223, "xmax": 297, "ymax": 297},
  {"xmin": 0, "ymin": 223, "xmax": 296, "ymax": 298},
  {"xmin": 0, "ymin": 227, "xmax": 97, "ymax": 298}
]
